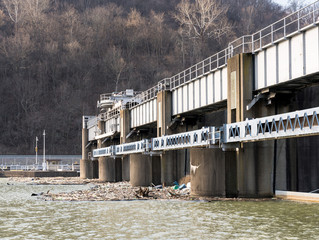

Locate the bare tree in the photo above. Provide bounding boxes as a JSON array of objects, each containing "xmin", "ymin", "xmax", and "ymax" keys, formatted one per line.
[
  {"xmin": 0, "ymin": 9, "xmax": 5, "ymax": 27},
  {"xmin": 23, "ymin": 0, "xmax": 49, "ymax": 23},
  {"xmin": 2, "ymin": 0, "xmax": 25, "ymax": 32},
  {"xmin": 173, "ymin": 0, "xmax": 232, "ymax": 62},
  {"xmin": 174, "ymin": 0, "xmax": 231, "ymax": 43},
  {"xmin": 105, "ymin": 46, "xmax": 127, "ymax": 92},
  {"xmin": 287, "ymin": 0, "xmax": 305, "ymax": 13}
]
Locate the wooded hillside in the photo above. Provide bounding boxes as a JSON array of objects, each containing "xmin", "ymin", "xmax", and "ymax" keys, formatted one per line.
[{"xmin": 0, "ymin": 0, "xmax": 291, "ymax": 154}]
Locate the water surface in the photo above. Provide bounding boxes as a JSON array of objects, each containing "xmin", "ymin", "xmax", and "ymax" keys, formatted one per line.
[{"xmin": 0, "ymin": 178, "xmax": 318, "ymax": 239}]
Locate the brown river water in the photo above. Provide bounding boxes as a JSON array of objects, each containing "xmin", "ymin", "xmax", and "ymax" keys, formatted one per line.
[{"xmin": 0, "ymin": 178, "xmax": 319, "ymax": 239}]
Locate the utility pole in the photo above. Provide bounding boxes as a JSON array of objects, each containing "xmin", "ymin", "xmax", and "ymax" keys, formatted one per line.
[
  {"xmin": 43, "ymin": 130, "xmax": 46, "ymax": 171},
  {"xmin": 35, "ymin": 136, "xmax": 38, "ymax": 165}
]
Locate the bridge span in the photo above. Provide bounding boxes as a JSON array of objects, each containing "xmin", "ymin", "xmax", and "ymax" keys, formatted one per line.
[{"xmin": 81, "ymin": 1, "xmax": 319, "ymax": 198}]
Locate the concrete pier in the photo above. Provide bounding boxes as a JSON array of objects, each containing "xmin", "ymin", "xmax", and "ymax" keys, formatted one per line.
[
  {"xmin": 99, "ymin": 157, "xmax": 122, "ymax": 182},
  {"xmin": 130, "ymin": 154, "xmax": 152, "ymax": 187},
  {"xmin": 121, "ymin": 156, "xmax": 130, "ymax": 181},
  {"xmin": 80, "ymin": 125, "xmax": 92, "ymax": 179},
  {"xmin": 190, "ymin": 148, "xmax": 225, "ymax": 197},
  {"xmin": 80, "ymin": 159, "xmax": 93, "ymax": 179},
  {"xmin": 160, "ymin": 151, "xmax": 176, "ymax": 186},
  {"xmin": 157, "ymin": 91, "xmax": 187, "ymax": 185},
  {"xmin": 92, "ymin": 159, "xmax": 99, "ymax": 179},
  {"xmin": 152, "ymin": 156, "xmax": 161, "ymax": 185},
  {"xmin": 120, "ymin": 109, "xmax": 131, "ymax": 181}
]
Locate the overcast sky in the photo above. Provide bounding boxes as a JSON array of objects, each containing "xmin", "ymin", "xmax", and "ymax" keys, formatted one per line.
[{"xmin": 273, "ymin": 0, "xmax": 314, "ymax": 7}]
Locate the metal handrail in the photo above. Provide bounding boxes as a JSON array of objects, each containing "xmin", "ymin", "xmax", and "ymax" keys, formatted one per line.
[
  {"xmin": 128, "ymin": 1, "xmax": 319, "ymax": 109},
  {"xmin": 128, "ymin": 78, "xmax": 170, "ymax": 109}
]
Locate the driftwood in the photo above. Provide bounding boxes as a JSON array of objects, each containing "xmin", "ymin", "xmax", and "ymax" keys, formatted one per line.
[{"xmin": 135, "ymin": 187, "xmax": 150, "ymax": 198}]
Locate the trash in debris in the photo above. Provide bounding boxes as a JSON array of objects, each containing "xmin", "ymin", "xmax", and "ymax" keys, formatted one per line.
[
  {"xmin": 173, "ymin": 185, "xmax": 179, "ymax": 190},
  {"xmin": 186, "ymin": 182, "xmax": 191, "ymax": 189},
  {"xmin": 179, "ymin": 184, "xmax": 186, "ymax": 190},
  {"xmin": 31, "ymin": 192, "xmax": 44, "ymax": 196}
]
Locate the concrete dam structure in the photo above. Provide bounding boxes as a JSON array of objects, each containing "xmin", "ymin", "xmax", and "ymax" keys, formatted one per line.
[{"xmin": 81, "ymin": 2, "xmax": 319, "ymax": 198}]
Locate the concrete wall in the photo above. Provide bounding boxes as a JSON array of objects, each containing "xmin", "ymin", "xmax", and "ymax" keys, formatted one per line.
[{"xmin": 0, "ymin": 171, "xmax": 79, "ymax": 178}]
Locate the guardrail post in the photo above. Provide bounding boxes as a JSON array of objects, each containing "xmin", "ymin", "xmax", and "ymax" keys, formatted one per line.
[
  {"xmin": 271, "ymin": 25, "xmax": 274, "ymax": 44},
  {"xmin": 225, "ymin": 49, "xmax": 227, "ymax": 64},
  {"xmin": 252, "ymin": 35, "xmax": 254, "ymax": 53},
  {"xmin": 298, "ymin": 11, "xmax": 300, "ymax": 31},
  {"xmin": 284, "ymin": 18, "xmax": 286, "ymax": 38},
  {"xmin": 242, "ymin": 36, "xmax": 245, "ymax": 53},
  {"xmin": 312, "ymin": 3, "xmax": 316, "ymax": 24}
]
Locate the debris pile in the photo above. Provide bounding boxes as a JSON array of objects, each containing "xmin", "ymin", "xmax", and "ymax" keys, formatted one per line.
[
  {"xmin": 9, "ymin": 177, "xmax": 93, "ymax": 185},
  {"xmin": 40, "ymin": 182, "xmax": 192, "ymax": 201}
]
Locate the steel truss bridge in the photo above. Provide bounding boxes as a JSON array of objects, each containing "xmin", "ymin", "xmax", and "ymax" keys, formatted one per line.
[{"xmin": 93, "ymin": 107, "xmax": 319, "ymax": 158}]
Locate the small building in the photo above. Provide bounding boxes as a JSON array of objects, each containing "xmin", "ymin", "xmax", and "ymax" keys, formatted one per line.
[{"xmin": 46, "ymin": 159, "xmax": 62, "ymax": 171}]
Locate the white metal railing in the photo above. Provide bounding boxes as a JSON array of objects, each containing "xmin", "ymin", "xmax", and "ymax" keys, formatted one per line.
[
  {"xmin": 128, "ymin": 1, "xmax": 319, "ymax": 108},
  {"xmin": 0, "ymin": 165, "xmax": 41, "ymax": 171},
  {"xmin": 129, "ymin": 78, "xmax": 170, "ymax": 109},
  {"xmin": 115, "ymin": 140, "xmax": 149, "ymax": 155},
  {"xmin": 92, "ymin": 146, "xmax": 114, "ymax": 157},
  {"xmin": 100, "ymin": 106, "xmax": 121, "ymax": 121},
  {"xmin": 224, "ymin": 107, "xmax": 319, "ymax": 143},
  {"xmin": 152, "ymin": 127, "xmax": 218, "ymax": 151},
  {"xmin": 0, "ymin": 164, "xmax": 79, "ymax": 171},
  {"xmin": 92, "ymin": 106, "xmax": 319, "ymax": 155},
  {"xmin": 250, "ymin": 1, "xmax": 319, "ymax": 52}
]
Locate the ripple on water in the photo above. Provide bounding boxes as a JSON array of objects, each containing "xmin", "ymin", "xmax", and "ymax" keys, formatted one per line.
[{"xmin": 0, "ymin": 179, "xmax": 319, "ymax": 239}]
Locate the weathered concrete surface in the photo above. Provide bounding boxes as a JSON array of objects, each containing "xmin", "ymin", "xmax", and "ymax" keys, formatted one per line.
[
  {"xmin": 130, "ymin": 154, "xmax": 152, "ymax": 187},
  {"xmin": 80, "ymin": 159, "xmax": 93, "ymax": 179},
  {"xmin": 121, "ymin": 156, "xmax": 130, "ymax": 181},
  {"xmin": 152, "ymin": 156, "xmax": 161, "ymax": 185},
  {"xmin": 92, "ymin": 159, "xmax": 99, "ymax": 179},
  {"xmin": 157, "ymin": 91, "xmax": 175, "ymax": 185},
  {"xmin": 81, "ymin": 128, "xmax": 88, "ymax": 161},
  {"xmin": 160, "ymin": 151, "xmax": 176, "ymax": 186},
  {"xmin": 80, "ymin": 127, "xmax": 92, "ymax": 179},
  {"xmin": 276, "ymin": 190, "xmax": 319, "ymax": 203},
  {"xmin": 120, "ymin": 109, "xmax": 131, "ymax": 181},
  {"xmin": 190, "ymin": 148, "xmax": 225, "ymax": 197},
  {"xmin": 99, "ymin": 157, "xmax": 122, "ymax": 182}
]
